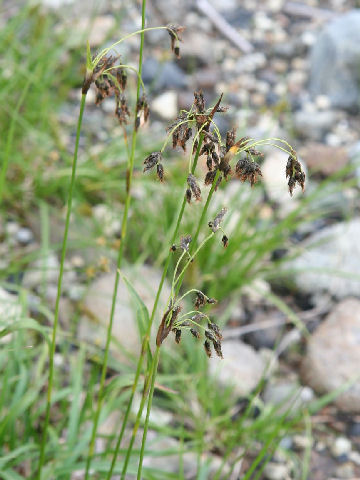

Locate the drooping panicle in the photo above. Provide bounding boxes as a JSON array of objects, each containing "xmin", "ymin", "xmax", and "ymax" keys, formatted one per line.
[{"xmin": 286, "ymin": 150, "xmax": 305, "ymax": 196}]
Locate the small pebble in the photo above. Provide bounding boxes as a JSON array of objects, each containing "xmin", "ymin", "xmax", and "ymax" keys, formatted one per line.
[
  {"xmin": 331, "ymin": 437, "xmax": 352, "ymax": 458},
  {"xmin": 264, "ymin": 462, "xmax": 289, "ymax": 480},
  {"xmin": 16, "ymin": 227, "xmax": 34, "ymax": 245}
]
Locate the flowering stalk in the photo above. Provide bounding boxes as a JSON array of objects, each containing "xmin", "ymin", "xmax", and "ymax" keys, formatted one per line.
[
  {"xmin": 37, "ymin": 93, "xmax": 87, "ymax": 479},
  {"xmin": 84, "ymin": 2, "xmax": 148, "ymax": 478},
  {"xmin": 107, "ymin": 135, "xmax": 205, "ymax": 478}
]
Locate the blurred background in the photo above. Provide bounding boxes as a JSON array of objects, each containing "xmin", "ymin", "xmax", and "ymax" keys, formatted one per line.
[{"xmin": 1, "ymin": 0, "xmax": 360, "ymax": 479}]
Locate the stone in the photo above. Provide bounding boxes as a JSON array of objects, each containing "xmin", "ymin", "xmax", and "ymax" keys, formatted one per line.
[
  {"xmin": 142, "ymin": 58, "xmax": 187, "ymax": 92},
  {"xmin": 264, "ymin": 462, "xmax": 290, "ymax": 480},
  {"xmin": 330, "ymin": 436, "xmax": 352, "ymax": 458},
  {"xmin": 151, "ymin": 91, "xmax": 178, "ymax": 120},
  {"xmin": 16, "ymin": 227, "xmax": 34, "ymax": 245},
  {"xmin": 299, "ymin": 142, "xmax": 348, "ymax": 176},
  {"xmin": 209, "ymin": 340, "xmax": 265, "ymax": 396},
  {"xmin": 309, "ymin": 10, "xmax": 360, "ymax": 111},
  {"xmin": 293, "ymin": 109, "xmax": 339, "ymax": 141},
  {"xmin": 290, "ymin": 220, "xmax": 360, "ymax": 299},
  {"xmin": 263, "ymin": 381, "xmax": 314, "ymax": 414},
  {"xmin": 79, "ymin": 265, "xmax": 171, "ymax": 361},
  {"xmin": 302, "ymin": 299, "xmax": 360, "ymax": 412}
]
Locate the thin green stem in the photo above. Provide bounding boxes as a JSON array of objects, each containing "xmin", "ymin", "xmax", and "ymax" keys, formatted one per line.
[
  {"xmin": 85, "ymin": 3, "xmax": 148, "ymax": 478},
  {"xmin": 136, "ymin": 346, "xmax": 160, "ymax": 480},
  {"xmin": 36, "ymin": 93, "xmax": 87, "ymax": 479},
  {"xmin": 0, "ymin": 77, "xmax": 31, "ymax": 205},
  {"xmin": 109, "ymin": 135, "xmax": 205, "ymax": 478}
]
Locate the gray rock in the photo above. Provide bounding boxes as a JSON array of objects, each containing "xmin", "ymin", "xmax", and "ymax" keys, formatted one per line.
[
  {"xmin": 309, "ymin": 10, "xmax": 360, "ymax": 111},
  {"xmin": 263, "ymin": 381, "xmax": 314, "ymax": 414},
  {"xmin": 290, "ymin": 219, "xmax": 360, "ymax": 299},
  {"xmin": 16, "ymin": 227, "xmax": 34, "ymax": 245},
  {"xmin": 209, "ymin": 340, "xmax": 265, "ymax": 396},
  {"xmin": 79, "ymin": 265, "xmax": 171, "ymax": 361},
  {"xmin": 293, "ymin": 109, "xmax": 339, "ymax": 140},
  {"xmin": 151, "ymin": 91, "xmax": 178, "ymax": 120},
  {"xmin": 142, "ymin": 58, "xmax": 187, "ymax": 92},
  {"xmin": 302, "ymin": 299, "xmax": 360, "ymax": 412},
  {"xmin": 264, "ymin": 462, "xmax": 290, "ymax": 480}
]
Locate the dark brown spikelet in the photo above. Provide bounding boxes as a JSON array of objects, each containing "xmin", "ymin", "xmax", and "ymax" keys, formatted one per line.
[
  {"xmin": 207, "ymin": 297, "xmax": 217, "ymax": 305},
  {"xmin": 166, "ymin": 24, "xmax": 185, "ymax": 58},
  {"xmin": 222, "ymin": 235, "xmax": 229, "ymax": 248},
  {"xmin": 286, "ymin": 151, "xmax": 306, "ymax": 196},
  {"xmin": 235, "ymin": 158, "xmax": 262, "ymax": 187},
  {"xmin": 195, "ymin": 291, "xmax": 206, "ymax": 309},
  {"xmin": 82, "ymin": 54, "xmax": 119, "ymax": 94},
  {"xmin": 194, "ymin": 91, "xmax": 206, "ymax": 114},
  {"xmin": 208, "ymin": 322, "xmax": 222, "ymax": 340},
  {"xmin": 180, "ymin": 234, "xmax": 192, "ymax": 251},
  {"xmin": 156, "ymin": 305, "xmax": 182, "ymax": 347},
  {"xmin": 174, "ymin": 328, "xmax": 182, "ymax": 344},
  {"xmin": 205, "ymin": 330, "xmax": 216, "ymax": 342},
  {"xmin": 209, "ymin": 207, "xmax": 227, "ymax": 232},
  {"xmin": 213, "ymin": 340, "xmax": 223, "ymax": 358},
  {"xmin": 116, "ymin": 68, "xmax": 127, "ymax": 91},
  {"xmin": 204, "ymin": 170, "xmax": 217, "ymax": 186},
  {"xmin": 115, "ymin": 94, "xmax": 130, "ymax": 125},
  {"xmin": 143, "ymin": 151, "xmax": 162, "ymax": 173},
  {"xmin": 226, "ymin": 128, "xmax": 237, "ymax": 151},
  {"xmin": 190, "ymin": 328, "xmax": 200, "ymax": 339},
  {"xmin": 185, "ymin": 188, "xmax": 192, "ymax": 203},
  {"xmin": 187, "ymin": 173, "xmax": 201, "ymax": 201},
  {"xmin": 135, "ymin": 94, "xmax": 150, "ymax": 130},
  {"xmin": 156, "ymin": 163, "xmax": 164, "ymax": 182},
  {"xmin": 204, "ymin": 340, "xmax": 212, "ymax": 358}
]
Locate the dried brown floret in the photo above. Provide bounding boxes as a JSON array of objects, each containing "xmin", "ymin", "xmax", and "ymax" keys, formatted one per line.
[
  {"xmin": 194, "ymin": 91, "xmax": 206, "ymax": 114},
  {"xmin": 213, "ymin": 340, "xmax": 223, "ymax": 358},
  {"xmin": 180, "ymin": 234, "xmax": 192, "ymax": 251},
  {"xmin": 204, "ymin": 170, "xmax": 217, "ymax": 186},
  {"xmin": 185, "ymin": 188, "xmax": 192, "ymax": 203},
  {"xmin": 235, "ymin": 158, "xmax": 262, "ymax": 187},
  {"xmin": 116, "ymin": 68, "xmax": 127, "ymax": 91},
  {"xmin": 166, "ymin": 24, "xmax": 185, "ymax": 58},
  {"xmin": 222, "ymin": 235, "xmax": 229, "ymax": 248},
  {"xmin": 190, "ymin": 328, "xmax": 200, "ymax": 339},
  {"xmin": 135, "ymin": 94, "xmax": 150, "ymax": 130},
  {"xmin": 195, "ymin": 291, "xmax": 206, "ymax": 309},
  {"xmin": 207, "ymin": 298, "xmax": 217, "ymax": 305},
  {"xmin": 115, "ymin": 94, "xmax": 130, "ymax": 125},
  {"xmin": 206, "ymin": 156, "xmax": 213, "ymax": 171},
  {"xmin": 204, "ymin": 340, "xmax": 212, "ymax": 358},
  {"xmin": 82, "ymin": 54, "xmax": 119, "ymax": 94},
  {"xmin": 205, "ymin": 330, "xmax": 216, "ymax": 342},
  {"xmin": 211, "ymin": 151, "xmax": 220, "ymax": 167},
  {"xmin": 174, "ymin": 328, "xmax": 182, "ymax": 344},
  {"xmin": 208, "ymin": 322, "xmax": 222, "ymax": 340},
  {"xmin": 286, "ymin": 151, "xmax": 305, "ymax": 196},
  {"xmin": 156, "ymin": 163, "xmax": 164, "ymax": 182},
  {"xmin": 209, "ymin": 207, "xmax": 227, "ymax": 232},
  {"xmin": 143, "ymin": 151, "xmax": 162, "ymax": 173},
  {"xmin": 187, "ymin": 173, "xmax": 201, "ymax": 201}
]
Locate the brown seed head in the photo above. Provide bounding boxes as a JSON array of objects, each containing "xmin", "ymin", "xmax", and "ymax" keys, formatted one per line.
[
  {"xmin": 187, "ymin": 173, "xmax": 201, "ymax": 201},
  {"xmin": 286, "ymin": 151, "xmax": 305, "ymax": 196},
  {"xmin": 235, "ymin": 158, "xmax": 262, "ymax": 186},
  {"xmin": 143, "ymin": 151, "xmax": 162, "ymax": 173}
]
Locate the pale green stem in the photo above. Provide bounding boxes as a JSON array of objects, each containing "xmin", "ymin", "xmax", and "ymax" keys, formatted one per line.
[
  {"xmin": 85, "ymin": 2, "xmax": 148, "ymax": 478},
  {"xmin": 37, "ymin": 93, "xmax": 87, "ymax": 479},
  {"xmin": 111, "ymin": 135, "xmax": 205, "ymax": 478}
]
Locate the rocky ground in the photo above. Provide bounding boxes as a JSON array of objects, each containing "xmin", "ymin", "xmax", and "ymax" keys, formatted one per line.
[{"xmin": 2, "ymin": 0, "xmax": 360, "ymax": 478}]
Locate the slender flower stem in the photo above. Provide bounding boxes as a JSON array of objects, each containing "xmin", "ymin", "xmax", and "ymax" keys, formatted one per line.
[
  {"xmin": 108, "ymin": 135, "xmax": 205, "ymax": 478},
  {"xmin": 136, "ymin": 346, "xmax": 160, "ymax": 480},
  {"xmin": 37, "ymin": 93, "xmax": 87, "ymax": 479},
  {"xmin": 84, "ymin": 3, "xmax": 147, "ymax": 478}
]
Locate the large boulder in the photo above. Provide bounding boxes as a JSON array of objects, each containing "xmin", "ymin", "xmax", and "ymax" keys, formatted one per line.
[{"xmin": 309, "ymin": 10, "xmax": 360, "ymax": 111}]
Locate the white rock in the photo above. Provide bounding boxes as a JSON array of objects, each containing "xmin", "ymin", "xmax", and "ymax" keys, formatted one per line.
[
  {"xmin": 264, "ymin": 462, "xmax": 289, "ymax": 480},
  {"xmin": 291, "ymin": 220, "xmax": 360, "ymax": 299},
  {"xmin": 209, "ymin": 340, "xmax": 265, "ymax": 396},
  {"xmin": 331, "ymin": 436, "xmax": 352, "ymax": 457},
  {"xmin": 151, "ymin": 91, "xmax": 178, "ymax": 120},
  {"xmin": 302, "ymin": 299, "xmax": 360, "ymax": 412},
  {"xmin": 79, "ymin": 265, "xmax": 171, "ymax": 361}
]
